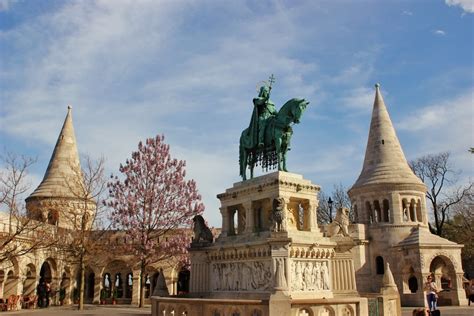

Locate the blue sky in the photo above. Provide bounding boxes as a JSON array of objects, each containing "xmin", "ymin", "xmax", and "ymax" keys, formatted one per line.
[{"xmin": 1, "ymin": 0, "xmax": 473, "ymax": 227}]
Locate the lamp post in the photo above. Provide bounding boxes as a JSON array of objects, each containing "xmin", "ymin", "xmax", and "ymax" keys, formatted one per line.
[{"xmin": 328, "ymin": 197, "xmax": 333, "ymax": 222}]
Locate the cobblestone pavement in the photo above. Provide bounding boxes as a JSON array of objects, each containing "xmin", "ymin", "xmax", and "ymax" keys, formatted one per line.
[
  {"xmin": 402, "ymin": 306, "xmax": 474, "ymax": 315},
  {"xmin": 1, "ymin": 305, "xmax": 151, "ymax": 316}
]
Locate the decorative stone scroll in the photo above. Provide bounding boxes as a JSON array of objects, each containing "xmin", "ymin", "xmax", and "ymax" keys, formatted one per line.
[
  {"xmin": 211, "ymin": 260, "xmax": 272, "ymax": 292},
  {"xmin": 291, "ymin": 260, "xmax": 331, "ymax": 292}
]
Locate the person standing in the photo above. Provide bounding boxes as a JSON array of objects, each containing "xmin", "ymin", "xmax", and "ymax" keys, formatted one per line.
[
  {"xmin": 468, "ymin": 279, "xmax": 474, "ymax": 306},
  {"xmin": 424, "ymin": 275, "xmax": 438, "ymax": 311}
]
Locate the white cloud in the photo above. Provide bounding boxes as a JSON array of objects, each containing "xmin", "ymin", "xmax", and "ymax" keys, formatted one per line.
[
  {"xmin": 445, "ymin": 0, "xmax": 474, "ymax": 13},
  {"xmin": 339, "ymin": 86, "xmax": 374, "ymax": 110},
  {"xmin": 397, "ymin": 90, "xmax": 474, "ymax": 179},
  {"xmin": 433, "ymin": 29, "xmax": 447, "ymax": 36},
  {"xmin": 0, "ymin": 1, "xmax": 329, "ymax": 225},
  {"xmin": 402, "ymin": 10, "xmax": 413, "ymax": 16},
  {"xmin": 0, "ymin": 0, "xmax": 17, "ymax": 12}
]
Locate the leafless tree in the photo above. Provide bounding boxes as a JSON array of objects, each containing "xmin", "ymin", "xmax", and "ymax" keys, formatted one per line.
[
  {"xmin": 317, "ymin": 190, "xmax": 331, "ymax": 224},
  {"xmin": 443, "ymin": 194, "xmax": 474, "ymax": 277},
  {"xmin": 56, "ymin": 155, "xmax": 109, "ymax": 310},
  {"xmin": 317, "ymin": 183, "xmax": 353, "ymax": 224},
  {"xmin": 0, "ymin": 152, "xmax": 56, "ymax": 264},
  {"xmin": 409, "ymin": 152, "xmax": 473, "ymax": 236}
]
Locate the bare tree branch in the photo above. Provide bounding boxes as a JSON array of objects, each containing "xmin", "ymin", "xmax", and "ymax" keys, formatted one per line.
[{"xmin": 409, "ymin": 151, "xmax": 473, "ymax": 236}]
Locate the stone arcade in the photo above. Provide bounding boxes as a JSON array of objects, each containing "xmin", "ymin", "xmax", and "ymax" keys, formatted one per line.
[{"xmin": 0, "ymin": 107, "xmax": 187, "ymax": 308}]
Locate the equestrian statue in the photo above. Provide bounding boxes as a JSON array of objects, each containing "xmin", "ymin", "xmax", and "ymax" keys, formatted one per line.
[{"xmin": 239, "ymin": 75, "xmax": 309, "ymax": 180}]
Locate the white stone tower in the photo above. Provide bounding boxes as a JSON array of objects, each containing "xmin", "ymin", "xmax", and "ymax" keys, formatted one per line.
[
  {"xmin": 349, "ymin": 84, "xmax": 466, "ymax": 306},
  {"xmin": 26, "ymin": 106, "xmax": 96, "ymax": 230},
  {"xmin": 349, "ymin": 83, "xmax": 429, "ymax": 231}
]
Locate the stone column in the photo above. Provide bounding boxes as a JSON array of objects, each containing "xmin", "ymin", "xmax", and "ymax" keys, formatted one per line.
[
  {"xmin": 420, "ymin": 195, "xmax": 428, "ymax": 225},
  {"xmin": 455, "ymin": 273, "xmax": 468, "ymax": 305},
  {"xmin": 51, "ymin": 277, "xmax": 60, "ymax": 305},
  {"xmin": 220, "ymin": 207, "xmax": 229, "ymax": 237},
  {"xmin": 0, "ymin": 278, "xmax": 4, "ymax": 299},
  {"xmin": 243, "ymin": 201, "xmax": 254, "ymax": 234},
  {"xmin": 307, "ymin": 201, "xmax": 319, "ymax": 233},
  {"xmin": 131, "ymin": 273, "xmax": 140, "ymax": 305},
  {"xmin": 390, "ymin": 192, "xmax": 402, "ymax": 224},
  {"xmin": 93, "ymin": 276, "xmax": 102, "ymax": 304}
]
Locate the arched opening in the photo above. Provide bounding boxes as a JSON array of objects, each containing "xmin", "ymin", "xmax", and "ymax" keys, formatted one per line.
[
  {"xmin": 375, "ymin": 256, "xmax": 384, "ymax": 275},
  {"xmin": 103, "ymin": 260, "xmax": 132, "ymax": 303},
  {"xmin": 47, "ymin": 209, "xmax": 59, "ymax": 225},
  {"xmin": 4, "ymin": 270, "xmax": 17, "ymax": 297},
  {"xmin": 40, "ymin": 261, "xmax": 53, "ymax": 284},
  {"xmin": 254, "ymin": 206, "xmax": 263, "ymax": 232},
  {"xmin": 0, "ymin": 270, "xmax": 4, "ymax": 298},
  {"xmin": 177, "ymin": 267, "xmax": 190, "ymax": 294},
  {"xmin": 37, "ymin": 261, "xmax": 53, "ymax": 308},
  {"xmin": 341, "ymin": 305, "xmax": 354, "ymax": 316},
  {"xmin": 114, "ymin": 273, "xmax": 123, "ymax": 298},
  {"xmin": 408, "ymin": 276, "xmax": 418, "ymax": 293},
  {"xmin": 228, "ymin": 208, "xmax": 237, "ymax": 235},
  {"xmin": 429, "ymin": 255, "xmax": 457, "ymax": 305},
  {"xmin": 125, "ymin": 273, "xmax": 133, "ymax": 298},
  {"xmin": 231, "ymin": 308, "xmax": 242, "ymax": 316},
  {"xmin": 251, "ymin": 309, "xmax": 263, "ymax": 316},
  {"xmin": 353, "ymin": 204, "xmax": 358, "ymax": 223},
  {"xmin": 365, "ymin": 201, "xmax": 373, "ymax": 223},
  {"xmin": 86, "ymin": 271, "xmax": 95, "ymax": 301},
  {"xmin": 319, "ymin": 306, "xmax": 335, "ymax": 316},
  {"xmin": 382, "ymin": 199, "xmax": 390, "ymax": 222},
  {"xmin": 59, "ymin": 269, "xmax": 71, "ymax": 304},
  {"xmin": 402, "ymin": 199, "xmax": 409, "ymax": 222},
  {"xmin": 103, "ymin": 273, "xmax": 111, "ymax": 298},
  {"xmin": 298, "ymin": 203, "xmax": 305, "ymax": 230},
  {"xmin": 373, "ymin": 200, "xmax": 381, "ymax": 223},
  {"xmin": 144, "ymin": 274, "xmax": 151, "ymax": 298},
  {"xmin": 212, "ymin": 309, "xmax": 223, "ymax": 316},
  {"xmin": 23, "ymin": 264, "xmax": 36, "ymax": 297}
]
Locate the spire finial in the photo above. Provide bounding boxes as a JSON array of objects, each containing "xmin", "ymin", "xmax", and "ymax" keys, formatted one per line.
[
  {"xmin": 375, "ymin": 83, "xmax": 380, "ymax": 89},
  {"xmin": 67, "ymin": 105, "xmax": 72, "ymax": 110}
]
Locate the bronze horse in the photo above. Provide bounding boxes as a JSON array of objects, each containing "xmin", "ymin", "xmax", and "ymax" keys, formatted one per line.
[{"xmin": 239, "ymin": 98, "xmax": 309, "ymax": 180}]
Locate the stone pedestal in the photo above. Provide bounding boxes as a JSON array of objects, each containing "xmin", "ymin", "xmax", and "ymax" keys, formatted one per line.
[
  {"xmin": 158, "ymin": 172, "xmax": 370, "ymax": 315},
  {"xmin": 269, "ymin": 291, "xmax": 291, "ymax": 316}
]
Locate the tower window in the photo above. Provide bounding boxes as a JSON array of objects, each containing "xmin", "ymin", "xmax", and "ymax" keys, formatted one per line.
[
  {"xmin": 376, "ymin": 256, "xmax": 384, "ymax": 275},
  {"xmin": 381, "ymin": 139, "xmax": 384, "ymax": 145},
  {"xmin": 408, "ymin": 276, "xmax": 418, "ymax": 293}
]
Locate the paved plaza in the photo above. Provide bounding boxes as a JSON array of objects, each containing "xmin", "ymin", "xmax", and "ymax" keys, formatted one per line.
[
  {"xmin": 401, "ymin": 306, "xmax": 474, "ymax": 316},
  {"xmin": 1, "ymin": 305, "xmax": 473, "ymax": 316},
  {"xmin": 2, "ymin": 305, "xmax": 151, "ymax": 316}
]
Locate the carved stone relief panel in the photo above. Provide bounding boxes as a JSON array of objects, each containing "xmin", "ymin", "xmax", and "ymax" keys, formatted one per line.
[
  {"xmin": 290, "ymin": 259, "xmax": 331, "ymax": 292},
  {"xmin": 211, "ymin": 260, "xmax": 272, "ymax": 292}
]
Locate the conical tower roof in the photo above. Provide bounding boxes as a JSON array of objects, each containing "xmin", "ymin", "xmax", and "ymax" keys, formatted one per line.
[
  {"xmin": 27, "ymin": 106, "xmax": 84, "ymax": 200},
  {"xmin": 351, "ymin": 84, "xmax": 424, "ymax": 190}
]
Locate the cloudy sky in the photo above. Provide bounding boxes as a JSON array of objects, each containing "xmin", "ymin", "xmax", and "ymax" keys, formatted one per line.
[{"xmin": 1, "ymin": 0, "xmax": 473, "ymax": 226}]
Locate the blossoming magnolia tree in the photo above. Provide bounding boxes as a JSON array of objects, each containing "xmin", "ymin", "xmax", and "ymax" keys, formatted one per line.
[{"xmin": 107, "ymin": 135, "xmax": 204, "ymax": 307}]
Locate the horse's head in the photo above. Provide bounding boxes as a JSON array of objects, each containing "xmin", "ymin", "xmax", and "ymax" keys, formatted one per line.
[{"xmin": 290, "ymin": 98, "xmax": 309, "ymax": 124}]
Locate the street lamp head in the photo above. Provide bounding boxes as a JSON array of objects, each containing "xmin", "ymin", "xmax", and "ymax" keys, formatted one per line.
[{"xmin": 328, "ymin": 197, "xmax": 333, "ymax": 207}]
